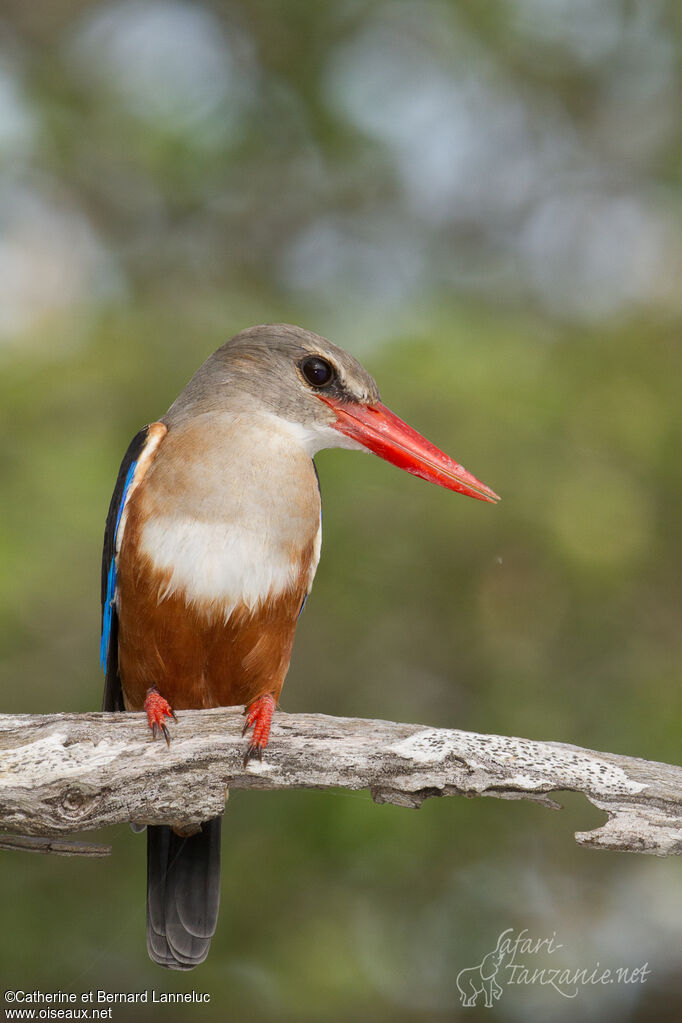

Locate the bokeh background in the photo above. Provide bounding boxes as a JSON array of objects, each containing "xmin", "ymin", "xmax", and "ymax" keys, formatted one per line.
[{"xmin": 0, "ymin": 1, "xmax": 680, "ymax": 1020}]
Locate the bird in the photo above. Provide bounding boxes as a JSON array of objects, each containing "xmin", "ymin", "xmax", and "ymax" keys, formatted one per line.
[{"xmin": 101, "ymin": 323, "xmax": 499, "ymax": 971}]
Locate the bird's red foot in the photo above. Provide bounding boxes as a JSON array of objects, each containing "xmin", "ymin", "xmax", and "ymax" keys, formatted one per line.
[
  {"xmin": 144, "ymin": 686, "xmax": 177, "ymax": 747},
  {"xmin": 242, "ymin": 694, "xmax": 276, "ymax": 766}
]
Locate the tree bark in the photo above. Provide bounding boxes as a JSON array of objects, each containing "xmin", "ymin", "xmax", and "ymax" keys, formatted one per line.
[{"xmin": 0, "ymin": 709, "xmax": 679, "ymax": 856}]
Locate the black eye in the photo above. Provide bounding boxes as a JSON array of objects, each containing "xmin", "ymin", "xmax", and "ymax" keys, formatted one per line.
[{"xmin": 300, "ymin": 356, "xmax": 335, "ymax": 388}]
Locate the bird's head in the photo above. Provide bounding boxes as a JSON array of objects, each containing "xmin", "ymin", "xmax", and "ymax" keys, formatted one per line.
[{"xmin": 165, "ymin": 323, "xmax": 499, "ymax": 504}]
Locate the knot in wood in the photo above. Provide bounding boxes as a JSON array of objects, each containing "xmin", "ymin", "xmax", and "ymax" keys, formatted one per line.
[{"xmin": 60, "ymin": 787, "xmax": 95, "ymax": 821}]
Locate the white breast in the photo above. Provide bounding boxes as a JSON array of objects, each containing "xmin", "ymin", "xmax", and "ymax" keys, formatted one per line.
[
  {"xmin": 141, "ymin": 516, "xmax": 320, "ymax": 614},
  {"xmin": 135, "ymin": 413, "xmax": 322, "ymax": 618}
]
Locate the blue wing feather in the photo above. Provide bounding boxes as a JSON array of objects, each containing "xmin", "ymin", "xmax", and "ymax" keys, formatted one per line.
[
  {"xmin": 101, "ymin": 427, "xmax": 152, "ymax": 712},
  {"xmin": 100, "ymin": 459, "xmax": 137, "ymax": 669}
]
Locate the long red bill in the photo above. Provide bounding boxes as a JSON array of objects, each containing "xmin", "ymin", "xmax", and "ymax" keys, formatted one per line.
[{"xmin": 320, "ymin": 397, "xmax": 500, "ymax": 504}]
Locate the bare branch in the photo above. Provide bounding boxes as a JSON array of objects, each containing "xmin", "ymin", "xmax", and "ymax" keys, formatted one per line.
[
  {"xmin": 0, "ymin": 834, "xmax": 111, "ymax": 857},
  {"xmin": 0, "ymin": 709, "xmax": 679, "ymax": 856}
]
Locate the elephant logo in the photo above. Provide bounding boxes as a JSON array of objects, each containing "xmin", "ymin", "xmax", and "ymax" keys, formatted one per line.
[{"xmin": 456, "ymin": 938, "xmax": 506, "ymax": 1008}]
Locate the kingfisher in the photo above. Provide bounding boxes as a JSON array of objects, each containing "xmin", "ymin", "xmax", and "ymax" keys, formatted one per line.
[{"xmin": 101, "ymin": 323, "xmax": 499, "ymax": 970}]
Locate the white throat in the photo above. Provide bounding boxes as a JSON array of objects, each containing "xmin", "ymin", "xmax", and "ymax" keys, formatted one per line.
[{"xmin": 267, "ymin": 412, "xmax": 366, "ymax": 457}]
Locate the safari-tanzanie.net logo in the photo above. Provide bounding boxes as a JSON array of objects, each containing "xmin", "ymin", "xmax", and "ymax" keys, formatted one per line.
[{"xmin": 455, "ymin": 927, "xmax": 650, "ymax": 1008}]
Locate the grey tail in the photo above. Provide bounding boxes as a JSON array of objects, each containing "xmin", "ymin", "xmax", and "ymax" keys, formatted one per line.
[{"xmin": 146, "ymin": 817, "xmax": 221, "ymax": 970}]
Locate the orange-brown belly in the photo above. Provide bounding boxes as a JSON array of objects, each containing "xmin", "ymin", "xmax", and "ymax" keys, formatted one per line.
[
  {"xmin": 117, "ymin": 565, "xmax": 305, "ymax": 710},
  {"xmin": 116, "ymin": 518, "xmax": 311, "ymax": 712}
]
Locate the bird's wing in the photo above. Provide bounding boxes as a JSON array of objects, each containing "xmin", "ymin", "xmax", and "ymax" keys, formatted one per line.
[
  {"xmin": 298, "ymin": 460, "xmax": 322, "ymax": 619},
  {"xmin": 101, "ymin": 424, "xmax": 164, "ymax": 711}
]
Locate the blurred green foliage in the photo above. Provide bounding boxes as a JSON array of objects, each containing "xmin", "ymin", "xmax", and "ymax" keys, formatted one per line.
[{"xmin": 0, "ymin": 1, "xmax": 680, "ymax": 1020}]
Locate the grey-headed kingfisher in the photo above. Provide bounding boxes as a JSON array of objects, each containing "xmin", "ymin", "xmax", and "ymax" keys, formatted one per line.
[{"xmin": 101, "ymin": 324, "xmax": 499, "ymax": 970}]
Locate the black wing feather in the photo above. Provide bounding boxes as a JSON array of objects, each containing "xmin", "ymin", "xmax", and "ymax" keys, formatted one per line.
[{"xmin": 101, "ymin": 426, "xmax": 151, "ymax": 712}]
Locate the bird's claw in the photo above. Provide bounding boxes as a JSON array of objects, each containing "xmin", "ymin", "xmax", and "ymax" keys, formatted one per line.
[
  {"xmin": 242, "ymin": 694, "xmax": 276, "ymax": 767},
  {"xmin": 242, "ymin": 742, "xmax": 263, "ymax": 768},
  {"xmin": 150, "ymin": 721, "xmax": 171, "ymax": 747},
  {"xmin": 144, "ymin": 687, "xmax": 176, "ymax": 746}
]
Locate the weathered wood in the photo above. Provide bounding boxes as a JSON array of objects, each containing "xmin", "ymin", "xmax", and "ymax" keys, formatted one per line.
[
  {"xmin": 0, "ymin": 709, "xmax": 679, "ymax": 856},
  {"xmin": 0, "ymin": 834, "xmax": 111, "ymax": 856}
]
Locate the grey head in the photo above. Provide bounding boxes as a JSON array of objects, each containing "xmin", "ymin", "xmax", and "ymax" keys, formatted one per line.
[
  {"xmin": 164, "ymin": 324, "xmax": 380, "ymax": 450},
  {"xmin": 163, "ymin": 323, "xmax": 501, "ymax": 503}
]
